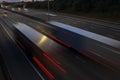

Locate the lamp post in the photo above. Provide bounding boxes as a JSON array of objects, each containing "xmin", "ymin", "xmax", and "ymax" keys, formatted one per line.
[
  {"xmin": 47, "ymin": 0, "xmax": 50, "ymax": 21},
  {"xmin": 32, "ymin": 0, "xmax": 34, "ymax": 2}
]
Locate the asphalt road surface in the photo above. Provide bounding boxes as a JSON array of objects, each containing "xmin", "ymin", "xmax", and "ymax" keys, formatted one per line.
[
  {"xmin": 8, "ymin": 8, "xmax": 120, "ymax": 41},
  {"xmin": 0, "ymin": 9, "xmax": 120, "ymax": 80},
  {"xmin": 0, "ymin": 13, "xmax": 45, "ymax": 80},
  {"xmin": 2, "ymin": 9, "xmax": 120, "ymax": 67},
  {"xmin": 0, "ymin": 59, "xmax": 6, "ymax": 80}
]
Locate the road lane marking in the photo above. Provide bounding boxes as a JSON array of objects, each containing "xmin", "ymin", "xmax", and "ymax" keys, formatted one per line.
[{"xmin": 45, "ymin": 13, "xmax": 57, "ymax": 17}]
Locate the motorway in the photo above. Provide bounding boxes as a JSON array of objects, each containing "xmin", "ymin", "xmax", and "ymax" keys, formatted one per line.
[
  {"xmin": 3, "ymin": 8, "xmax": 120, "ymax": 66},
  {"xmin": 9, "ymin": 8, "xmax": 120, "ymax": 41},
  {"xmin": 0, "ymin": 8, "xmax": 120, "ymax": 80}
]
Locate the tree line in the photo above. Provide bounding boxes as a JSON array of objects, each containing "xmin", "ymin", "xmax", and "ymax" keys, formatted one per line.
[{"xmin": 4, "ymin": 0, "xmax": 119, "ymax": 20}]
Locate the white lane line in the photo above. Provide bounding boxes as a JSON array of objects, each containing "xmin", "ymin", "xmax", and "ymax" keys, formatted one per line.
[
  {"xmin": 18, "ymin": 8, "xmax": 21, "ymax": 11},
  {"xmin": 0, "ymin": 23, "xmax": 14, "ymax": 41},
  {"xmin": 11, "ymin": 8, "xmax": 15, "ymax": 11},
  {"xmin": 24, "ymin": 8, "xmax": 28, "ymax": 11},
  {"xmin": 20, "ymin": 51, "xmax": 45, "ymax": 80},
  {"xmin": 45, "ymin": 13, "xmax": 57, "ymax": 17},
  {"xmin": 48, "ymin": 21, "xmax": 120, "ymax": 49}
]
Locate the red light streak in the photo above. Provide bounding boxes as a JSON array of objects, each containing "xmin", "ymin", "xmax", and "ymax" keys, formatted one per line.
[
  {"xmin": 43, "ymin": 53, "xmax": 66, "ymax": 73},
  {"xmin": 32, "ymin": 56, "xmax": 55, "ymax": 80},
  {"xmin": 50, "ymin": 35, "xmax": 71, "ymax": 47},
  {"xmin": 78, "ymin": 50, "xmax": 117, "ymax": 72},
  {"xmin": 87, "ymin": 49, "xmax": 116, "ymax": 64}
]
